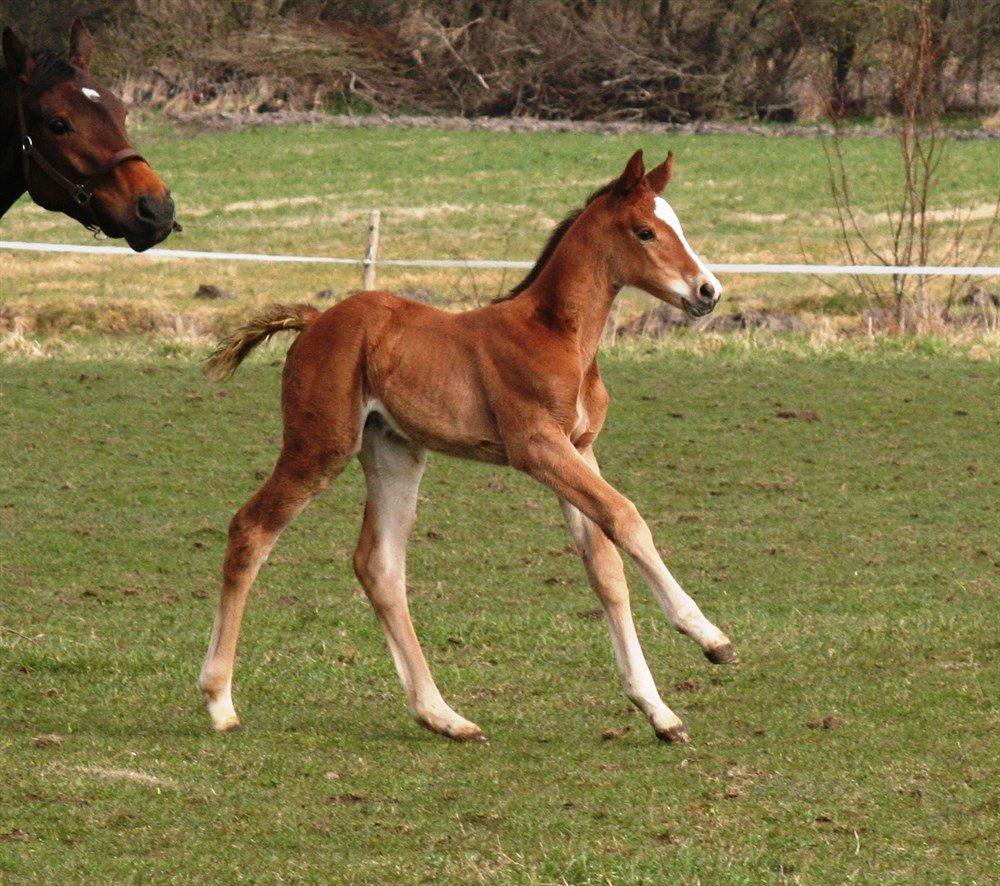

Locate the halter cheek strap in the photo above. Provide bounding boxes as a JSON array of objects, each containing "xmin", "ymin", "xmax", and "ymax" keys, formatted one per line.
[{"xmin": 15, "ymin": 79, "xmax": 146, "ymax": 227}]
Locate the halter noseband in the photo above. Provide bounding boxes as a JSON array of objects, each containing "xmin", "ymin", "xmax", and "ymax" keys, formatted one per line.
[{"xmin": 14, "ymin": 78, "xmax": 146, "ymax": 231}]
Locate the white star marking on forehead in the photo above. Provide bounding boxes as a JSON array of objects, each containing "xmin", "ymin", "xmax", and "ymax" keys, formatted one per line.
[
  {"xmin": 653, "ymin": 196, "xmax": 722, "ymax": 293},
  {"xmin": 82, "ymin": 87, "xmax": 101, "ymax": 102}
]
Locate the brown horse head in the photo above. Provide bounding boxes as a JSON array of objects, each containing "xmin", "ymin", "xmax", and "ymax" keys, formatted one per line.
[
  {"xmin": 2, "ymin": 20, "xmax": 176, "ymax": 251},
  {"xmin": 503, "ymin": 149, "xmax": 722, "ymax": 318},
  {"xmin": 591, "ymin": 149, "xmax": 722, "ymax": 317}
]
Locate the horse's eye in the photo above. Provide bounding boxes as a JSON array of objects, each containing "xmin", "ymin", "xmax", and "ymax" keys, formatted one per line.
[
  {"xmin": 636, "ymin": 228, "xmax": 655, "ymax": 241},
  {"xmin": 48, "ymin": 117, "xmax": 71, "ymax": 135}
]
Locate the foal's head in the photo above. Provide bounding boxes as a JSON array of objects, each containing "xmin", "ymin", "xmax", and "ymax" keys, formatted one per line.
[
  {"xmin": 595, "ymin": 149, "xmax": 722, "ymax": 317},
  {"xmin": 2, "ymin": 21, "xmax": 176, "ymax": 250}
]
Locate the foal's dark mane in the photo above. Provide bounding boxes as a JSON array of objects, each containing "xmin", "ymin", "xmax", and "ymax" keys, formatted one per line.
[{"xmin": 494, "ymin": 180, "xmax": 615, "ymax": 303}]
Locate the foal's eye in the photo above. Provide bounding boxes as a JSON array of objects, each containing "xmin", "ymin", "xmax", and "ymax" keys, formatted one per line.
[
  {"xmin": 636, "ymin": 228, "xmax": 655, "ymax": 242},
  {"xmin": 48, "ymin": 117, "xmax": 71, "ymax": 135}
]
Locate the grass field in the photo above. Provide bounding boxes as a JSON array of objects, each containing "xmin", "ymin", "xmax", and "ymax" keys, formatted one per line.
[
  {"xmin": 2, "ymin": 119, "xmax": 997, "ymax": 337},
  {"xmin": 1, "ymin": 339, "xmax": 996, "ymax": 882}
]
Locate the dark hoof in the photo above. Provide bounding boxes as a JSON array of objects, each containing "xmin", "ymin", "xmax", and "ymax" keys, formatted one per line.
[
  {"xmin": 656, "ymin": 724, "xmax": 690, "ymax": 744},
  {"xmin": 705, "ymin": 642, "xmax": 738, "ymax": 665},
  {"xmin": 220, "ymin": 721, "xmax": 243, "ymax": 734}
]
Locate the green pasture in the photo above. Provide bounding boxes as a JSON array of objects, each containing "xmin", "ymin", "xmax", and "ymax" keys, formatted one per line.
[
  {"xmin": 1, "ymin": 341, "xmax": 996, "ymax": 882},
  {"xmin": 1, "ymin": 120, "xmax": 997, "ymax": 335}
]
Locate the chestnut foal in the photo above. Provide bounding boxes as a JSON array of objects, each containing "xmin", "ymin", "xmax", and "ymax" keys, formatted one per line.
[{"xmin": 201, "ymin": 149, "xmax": 735, "ymax": 744}]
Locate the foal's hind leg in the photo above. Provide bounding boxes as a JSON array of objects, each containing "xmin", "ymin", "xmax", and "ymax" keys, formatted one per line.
[
  {"xmin": 354, "ymin": 424, "xmax": 485, "ymax": 742},
  {"xmin": 200, "ymin": 452, "xmax": 345, "ymax": 731}
]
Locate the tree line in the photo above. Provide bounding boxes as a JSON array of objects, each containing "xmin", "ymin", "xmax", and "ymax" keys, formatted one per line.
[{"xmin": 4, "ymin": 0, "xmax": 997, "ymax": 121}]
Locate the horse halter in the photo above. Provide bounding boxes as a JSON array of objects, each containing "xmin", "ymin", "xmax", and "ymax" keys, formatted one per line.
[{"xmin": 14, "ymin": 79, "xmax": 146, "ymax": 231}]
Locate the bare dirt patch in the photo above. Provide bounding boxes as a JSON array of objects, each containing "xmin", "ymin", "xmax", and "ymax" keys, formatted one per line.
[
  {"xmin": 0, "ymin": 829, "xmax": 30, "ymax": 843},
  {"xmin": 617, "ymin": 303, "xmax": 811, "ymax": 338},
  {"xmin": 168, "ymin": 110, "xmax": 998, "ymax": 140}
]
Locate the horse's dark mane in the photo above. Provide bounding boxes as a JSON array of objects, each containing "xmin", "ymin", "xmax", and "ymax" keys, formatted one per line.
[
  {"xmin": 1, "ymin": 48, "xmax": 77, "ymax": 97},
  {"xmin": 494, "ymin": 180, "xmax": 616, "ymax": 303}
]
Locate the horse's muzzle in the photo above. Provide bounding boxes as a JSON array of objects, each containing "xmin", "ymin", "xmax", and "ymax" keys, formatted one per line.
[{"xmin": 125, "ymin": 192, "xmax": 176, "ymax": 251}]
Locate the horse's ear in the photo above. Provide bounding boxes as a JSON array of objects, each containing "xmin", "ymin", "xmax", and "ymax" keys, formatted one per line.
[
  {"xmin": 2, "ymin": 27, "xmax": 34, "ymax": 81},
  {"xmin": 69, "ymin": 19, "xmax": 94, "ymax": 70},
  {"xmin": 645, "ymin": 151, "xmax": 674, "ymax": 194},
  {"xmin": 613, "ymin": 149, "xmax": 646, "ymax": 197}
]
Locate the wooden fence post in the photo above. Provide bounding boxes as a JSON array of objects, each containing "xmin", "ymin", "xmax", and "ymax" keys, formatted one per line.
[{"xmin": 363, "ymin": 209, "xmax": 381, "ymax": 290}]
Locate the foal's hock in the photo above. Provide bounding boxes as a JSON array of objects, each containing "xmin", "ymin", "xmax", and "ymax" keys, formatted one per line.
[{"xmin": 200, "ymin": 149, "xmax": 736, "ymax": 744}]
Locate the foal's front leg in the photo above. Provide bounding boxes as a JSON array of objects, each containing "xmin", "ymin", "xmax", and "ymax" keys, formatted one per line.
[
  {"xmin": 355, "ymin": 426, "xmax": 486, "ymax": 742},
  {"xmin": 562, "ymin": 490, "xmax": 689, "ymax": 743},
  {"xmin": 511, "ymin": 427, "xmax": 735, "ymax": 664}
]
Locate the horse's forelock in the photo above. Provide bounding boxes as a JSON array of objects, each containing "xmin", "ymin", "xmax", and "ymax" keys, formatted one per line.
[
  {"xmin": 1, "ymin": 48, "xmax": 78, "ymax": 97},
  {"xmin": 28, "ymin": 50, "xmax": 78, "ymax": 96}
]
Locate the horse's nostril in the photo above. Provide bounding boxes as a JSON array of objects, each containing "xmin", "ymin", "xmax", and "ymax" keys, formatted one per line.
[
  {"xmin": 136, "ymin": 195, "xmax": 157, "ymax": 223},
  {"xmin": 699, "ymin": 282, "xmax": 717, "ymax": 301}
]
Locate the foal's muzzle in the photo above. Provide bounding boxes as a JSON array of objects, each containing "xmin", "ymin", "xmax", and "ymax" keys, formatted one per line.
[{"xmin": 681, "ymin": 275, "xmax": 721, "ymax": 317}]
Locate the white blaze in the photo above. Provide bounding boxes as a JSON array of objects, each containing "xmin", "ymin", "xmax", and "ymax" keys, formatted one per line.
[
  {"xmin": 82, "ymin": 87, "xmax": 101, "ymax": 102},
  {"xmin": 653, "ymin": 196, "xmax": 722, "ymax": 294}
]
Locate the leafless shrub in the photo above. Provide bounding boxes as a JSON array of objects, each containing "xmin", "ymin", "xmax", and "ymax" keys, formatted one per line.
[
  {"xmin": 810, "ymin": 0, "xmax": 999, "ymax": 331},
  {"xmin": 397, "ymin": 2, "xmax": 722, "ymax": 121},
  {"xmin": 5, "ymin": 0, "xmax": 996, "ymax": 121},
  {"xmin": 95, "ymin": 0, "xmax": 410, "ymax": 114}
]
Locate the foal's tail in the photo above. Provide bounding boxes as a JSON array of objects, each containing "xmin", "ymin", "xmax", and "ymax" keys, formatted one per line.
[{"xmin": 205, "ymin": 303, "xmax": 320, "ymax": 380}]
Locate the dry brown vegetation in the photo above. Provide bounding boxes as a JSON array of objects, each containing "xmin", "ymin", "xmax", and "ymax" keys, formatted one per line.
[{"xmin": 5, "ymin": 0, "xmax": 997, "ymax": 123}]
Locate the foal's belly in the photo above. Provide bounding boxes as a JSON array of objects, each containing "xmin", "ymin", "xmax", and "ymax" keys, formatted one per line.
[{"xmin": 366, "ymin": 397, "xmax": 508, "ymax": 465}]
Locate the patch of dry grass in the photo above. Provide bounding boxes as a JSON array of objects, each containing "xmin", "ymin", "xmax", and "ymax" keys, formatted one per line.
[{"xmin": 71, "ymin": 766, "xmax": 179, "ymax": 790}]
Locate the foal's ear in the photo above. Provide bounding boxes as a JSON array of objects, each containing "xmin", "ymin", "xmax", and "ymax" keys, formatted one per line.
[
  {"xmin": 2, "ymin": 27, "xmax": 34, "ymax": 81},
  {"xmin": 645, "ymin": 151, "xmax": 674, "ymax": 194},
  {"xmin": 613, "ymin": 149, "xmax": 646, "ymax": 197},
  {"xmin": 69, "ymin": 19, "xmax": 94, "ymax": 70}
]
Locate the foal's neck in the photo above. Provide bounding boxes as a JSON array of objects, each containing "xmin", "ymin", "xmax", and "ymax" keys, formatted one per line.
[
  {"xmin": 0, "ymin": 70, "xmax": 27, "ymax": 217},
  {"xmin": 526, "ymin": 226, "xmax": 618, "ymax": 367}
]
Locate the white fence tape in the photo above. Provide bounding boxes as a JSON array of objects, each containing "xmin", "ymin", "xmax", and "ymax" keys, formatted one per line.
[{"xmin": 1, "ymin": 240, "xmax": 997, "ymax": 276}]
